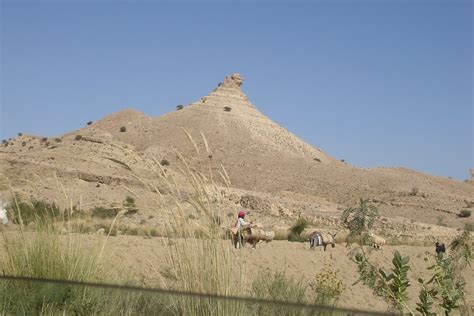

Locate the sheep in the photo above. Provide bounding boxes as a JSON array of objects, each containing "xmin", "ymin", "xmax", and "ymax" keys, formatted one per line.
[
  {"xmin": 0, "ymin": 200, "xmax": 8, "ymax": 225},
  {"xmin": 368, "ymin": 232, "xmax": 385, "ymax": 250},
  {"xmin": 309, "ymin": 231, "xmax": 338, "ymax": 251}
]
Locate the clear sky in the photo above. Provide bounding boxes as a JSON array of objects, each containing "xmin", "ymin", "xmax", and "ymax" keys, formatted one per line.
[{"xmin": 1, "ymin": 1, "xmax": 472, "ymax": 180}]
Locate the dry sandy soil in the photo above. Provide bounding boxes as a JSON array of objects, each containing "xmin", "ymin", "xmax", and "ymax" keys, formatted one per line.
[{"xmin": 2, "ymin": 233, "xmax": 470, "ymax": 313}]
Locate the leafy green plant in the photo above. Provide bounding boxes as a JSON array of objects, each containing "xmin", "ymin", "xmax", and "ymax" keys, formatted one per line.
[
  {"xmin": 354, "ymin": 250, "xmax": 412, "ymax": 313},
  {"xmin": 341, "ymin": 199, "xmax": 379, "ymax": 244}
]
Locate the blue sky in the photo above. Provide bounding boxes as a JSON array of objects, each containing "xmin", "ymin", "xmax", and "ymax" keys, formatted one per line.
[{"xmin": 1, "ymin": 1, "xmax": 472, "ymax": 180}]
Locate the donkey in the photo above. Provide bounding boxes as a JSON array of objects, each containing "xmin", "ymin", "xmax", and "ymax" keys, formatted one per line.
[{"xmin": 309, "ymin": 231, "xmax": 338, "ymax": 251}]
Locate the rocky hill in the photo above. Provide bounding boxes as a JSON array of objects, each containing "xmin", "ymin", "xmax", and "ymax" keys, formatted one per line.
[{"xmin": 1, "ymin": 73, "xmax": 473, "ymax": 233}]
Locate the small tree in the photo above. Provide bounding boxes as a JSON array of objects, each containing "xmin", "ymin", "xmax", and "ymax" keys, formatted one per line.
[
  {"xmin": 18, "ymin": 133, "xmax": 23, "ymax": 136},
  {"xmin": 341, "ymin": 199, "xmax": 379, "ymax": 244},
  {"xmin": 120, "ymin": 126, "xmax": 126, "ymax": 132},
  {"xmin": 176, "ymin": 105, "xmax": 184, "ymax": 110},
  {"xmin": 87, "ymin": 121, "xmax": 93, "ymax": 125}
]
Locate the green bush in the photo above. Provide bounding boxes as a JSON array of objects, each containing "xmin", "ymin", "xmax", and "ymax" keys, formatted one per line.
[
  {"xmin": 91, "ymin": 206, "xmax": 119, "ymax": 219},
  {"xmin": 288, "ymin": 217, "xmax": 309, "ymax": 241},
  {"xmin": 458, "ymin": 209, "xmax": 471, "ymax": 218},
  {"xmin": 123, "ymin": 196, "xmax": 138, "ymax": 216}
]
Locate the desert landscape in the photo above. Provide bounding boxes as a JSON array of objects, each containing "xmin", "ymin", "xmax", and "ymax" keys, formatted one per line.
[{"xmin": 1, "ymin": 73, "xmax": 473, "ymax": 314}]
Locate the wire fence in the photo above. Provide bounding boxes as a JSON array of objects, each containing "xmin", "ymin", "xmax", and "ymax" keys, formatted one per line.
[{"xmin": 0, "ymin": 275, "xmax": 395, "ymax": 315}]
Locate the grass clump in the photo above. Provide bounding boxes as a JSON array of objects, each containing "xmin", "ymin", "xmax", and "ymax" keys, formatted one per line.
[
  {"xmin": 288, "ymin": 217, "xmax": 309, "ymax": 242},
  {"xmin": 252, "ymin": 271, "xmax": 307, "ymax": 314},
  {"xmin": 6, "ymin": 195, "xmax": 61, "ymax": 225}
]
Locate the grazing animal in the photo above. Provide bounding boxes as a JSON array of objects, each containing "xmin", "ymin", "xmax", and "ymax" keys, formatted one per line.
[
  {"xmin": 309, "ymin": 231, "xmax": 338, "ymax": 251},
  {"xmin": 368, "ymin": 232, "xmax": 385, "ymax": 250},
  {"xmin": 229, "ymin": 226, "xmax": 274, "ymax": 249},
  {"xmin": 0, "ymin": 201, "xmax": 8, "ymax": 225},
  {"xmin": 435, "ymin": 241, "xmax": 446, "ymax": 256}
]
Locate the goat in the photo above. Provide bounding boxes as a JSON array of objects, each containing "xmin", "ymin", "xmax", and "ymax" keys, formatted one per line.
[
  {"xmin": 368, "ymin": 232, "xmax": 385, "ymax": 250},
  {"xmin": 309, "ymin": 231, "xmax": 338, "ymax": 251}
]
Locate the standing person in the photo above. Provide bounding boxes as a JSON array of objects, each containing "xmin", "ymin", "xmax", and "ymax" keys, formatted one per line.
[{"xmin": 235, "ymin": 211, "xmax": 251, "ymax": 249}]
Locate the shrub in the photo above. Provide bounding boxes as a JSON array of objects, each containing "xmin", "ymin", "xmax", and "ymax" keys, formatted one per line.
[
  {"xmin": 91, "ymin": 206, "xmax": 119, "ymax": 219},
  {"xmin": 458, "ymin": 209, "xmax": 471, "ymax": 218},
  {"xmin": 176, "ymin": 104, "xmax": 184, "ymax": 110},
  {"xmin": 18, "ymin": 132, "xmax": 23, "ymax": 136},
  {"xmin": 54, "ymin": 138, "xmax": 62, "ymax": 142},
  {"xmin": 21, "ymin": 141, "xmax": 26, "ymax": 147},
  {"xmin": 160, "ymin": 159, "xmax": 170, "ymax": 166},
  {"xmin": 41, "ymin": 137, "xmax": 48, "ymax": 142},
  {"xmin": 119, "ymin": 126, "xmax": 126, "ymax": 132},
  {"xmin": 87, "ymin": 121, "xmax": 93, "ymax": 125},
  {"xmin": 409, "ymin": 187, "xmax": 419, "ymax": 196},
  {"xmin": 340, "ymin": 159, "xmax": 345, "ymax": 163},
  {"xmin": 75, "ymin": 135, "xmax": 83, "ymax": 141},
  {"xmin": 2, "ymin": 139, "xmax": 7, "ymax": 144},
  {"xmin": 252, "ymin": 271, "xmax": 307, "ymax": 305},
  {"xmin": 310, "ymin": 267, "xmax": 345, "ymax": 307},
  {"xmin": 6, "ymin": 196, "xmax": 61, "ymax": 225},
  {"xmin": 223, "ymin": 106, "xmax": 232, "ymax": 112},
  {"xmin": 464, "ymin": 222, "xmax": 474, "ymax": 231},
  {"xmin": 313, "ymin": 157, "xmax": 321, "ymax": 162},
  {"xmin": 288, "ymin": 217, "xmax": 309, "ymax": 241},
  {"xmin": 123, "ymin": 196, "xmax": 138, "ymax": 216}
]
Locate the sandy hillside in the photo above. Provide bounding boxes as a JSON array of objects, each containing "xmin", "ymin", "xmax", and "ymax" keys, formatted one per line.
[{"xmin": 1, "ymin": 74, "xmax": 473, "ymax": 236}]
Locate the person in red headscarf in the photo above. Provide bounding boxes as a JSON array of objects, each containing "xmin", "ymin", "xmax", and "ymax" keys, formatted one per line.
[{"xmin": 234, "ymin": 211, "xmax": 252, "ymax": 249}]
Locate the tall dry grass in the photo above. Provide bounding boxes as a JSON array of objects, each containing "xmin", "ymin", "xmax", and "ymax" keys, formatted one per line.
[{"xmin": 128, "ymin": 131, "xmax": 248, "ymax": 315}]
